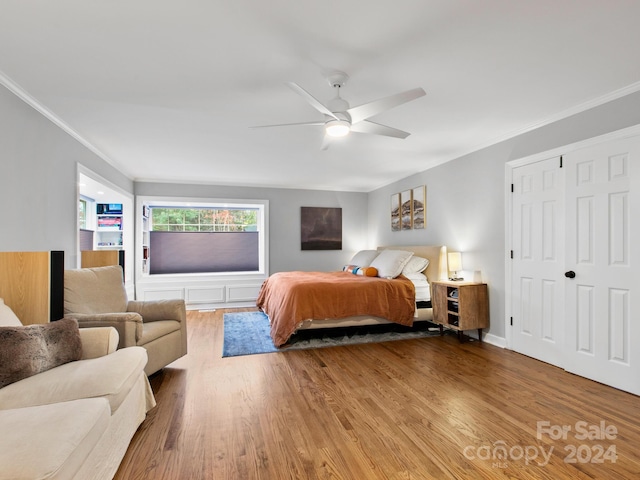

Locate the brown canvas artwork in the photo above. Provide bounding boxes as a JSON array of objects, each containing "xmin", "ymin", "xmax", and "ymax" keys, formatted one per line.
[{"xmin": 301, "ymin": 207, "xmax": 342, "ymax": 250}]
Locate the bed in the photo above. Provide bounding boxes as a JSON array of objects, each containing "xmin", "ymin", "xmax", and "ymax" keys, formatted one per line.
[{"xmin": 256, "ymin": 245, "xmax": 446, "ymax": 347}]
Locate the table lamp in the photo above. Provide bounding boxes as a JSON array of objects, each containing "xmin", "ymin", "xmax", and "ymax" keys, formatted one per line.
[{"xmin": 448, "ymin": 252, "xmax": 463, "ymax": 281}]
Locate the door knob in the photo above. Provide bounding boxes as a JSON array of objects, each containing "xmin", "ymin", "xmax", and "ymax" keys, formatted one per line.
[{"xmin": 564, "ymin": 271, "xmax": 576, "ymax": 279}]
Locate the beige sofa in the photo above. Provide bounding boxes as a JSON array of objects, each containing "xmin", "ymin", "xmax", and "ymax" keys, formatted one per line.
[
  {"xmin": 0, "ymin": 299, "xmax": 155, "ymax": 480},
  {"xmin": 64, "ymin": 265, "xmax": 187, "ymax": 376}
]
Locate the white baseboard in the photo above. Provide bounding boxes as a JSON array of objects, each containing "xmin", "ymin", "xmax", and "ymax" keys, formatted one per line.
[
  {"xmin": 188, "ymin": 301, "xmax": 257, "ymax": 311},
  {"xmin": 482, "ymin": 332, "xmax": 506, "ymax": 348}
]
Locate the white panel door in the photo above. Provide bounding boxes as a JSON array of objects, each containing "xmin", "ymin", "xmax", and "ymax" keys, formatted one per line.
[
  {"xmin": 563, "ymin": 137, "xmax": 640, "ymax": 395},
  {"xmin": 511, "ymin": 157, "xmax": 566, "ymax": 366}
]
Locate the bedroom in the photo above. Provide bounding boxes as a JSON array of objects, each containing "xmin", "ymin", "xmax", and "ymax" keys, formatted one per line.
[{"xmin": 2, "ymin": 1, "xmax": 640, "ymax": 478}]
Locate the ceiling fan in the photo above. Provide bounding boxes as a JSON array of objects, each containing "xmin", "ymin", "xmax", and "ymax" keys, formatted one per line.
[{"xmin": 252, "ymin": 71, "xmax": 426, "ymax": 149}]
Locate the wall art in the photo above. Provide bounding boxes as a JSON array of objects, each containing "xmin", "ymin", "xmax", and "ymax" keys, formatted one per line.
[{"xmin": 301, "ymin": 207, "xmax": 342, "ymax": 250}]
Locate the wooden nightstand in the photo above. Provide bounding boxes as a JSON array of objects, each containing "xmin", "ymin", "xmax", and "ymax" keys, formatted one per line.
[{"xmin": 431, "ymin": 280, "xmax": 489, "ymax": 342}]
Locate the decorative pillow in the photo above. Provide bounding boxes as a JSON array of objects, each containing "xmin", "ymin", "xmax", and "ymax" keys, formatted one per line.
[
  {"xmin": 0, "ymin": 318, "xmax": 82, "ymax": 389},
  {"xmin": 343, "ymin": 265, "xmax": 379, "ymax": 277},
  {"xmin": 348, "ymin": 250, "xmax": 380, "ymax": 268},
  {"xmin": 370, "ymin": 249, "xmax": 414, "ymax": 279},
  {"xmin": 0, "ymin": 298, "xmax": 22, "ymax": 327},
  {"xmin": 402, "ymin": 256, "xmax": 430, "ymax": 274}
]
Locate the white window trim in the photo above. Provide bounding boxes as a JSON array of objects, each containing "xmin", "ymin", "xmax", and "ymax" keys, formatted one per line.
[{"xmin": 135, "ymin": 195, "xmax": 269, "ymax": 286}]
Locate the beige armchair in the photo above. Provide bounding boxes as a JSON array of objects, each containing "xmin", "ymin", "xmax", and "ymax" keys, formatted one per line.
[{"xmin": 63, "ymin": 265, "xmax": 187, "ymax": 376}]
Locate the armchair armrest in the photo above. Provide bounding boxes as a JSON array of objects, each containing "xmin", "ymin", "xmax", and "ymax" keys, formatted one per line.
[
  {"xmin": 64, "ymin": 312, "xmax": 143, "ymax": 349},
  {"xmin": 127, "ymin": 299, "xmax": 188, "ymax": 356},
  {"xmin": 127, "ymin": 299, "xmax": 186, "ymax": 323},
  {"xmin": 79, "ymin": 327, "xmax": 119, "ymax": 359}
]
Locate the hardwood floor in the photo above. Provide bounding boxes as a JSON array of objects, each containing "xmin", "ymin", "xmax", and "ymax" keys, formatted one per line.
[{"xmin": 114, "ymin": 309, "xmax": 640, "ymax": 479}]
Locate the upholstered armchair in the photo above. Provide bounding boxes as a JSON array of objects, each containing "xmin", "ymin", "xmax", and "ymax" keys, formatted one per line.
[{"xmin": 63, "ymin": 265, "xmax": 187, "ymax": 376}]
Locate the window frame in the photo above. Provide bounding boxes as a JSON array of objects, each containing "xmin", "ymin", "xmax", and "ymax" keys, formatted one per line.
[
  {"xmin": 150, "ymin": 206, "xmax": 259, "ymax": 233},
  {"xmin": 136, "ymin": 196, "xmax": 269, "ymax": 280}
]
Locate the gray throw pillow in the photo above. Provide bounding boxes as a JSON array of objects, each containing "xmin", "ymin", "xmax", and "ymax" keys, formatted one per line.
[{"xmin": 0, "ymin": 318, "xmax": 82, "ymax": 389}]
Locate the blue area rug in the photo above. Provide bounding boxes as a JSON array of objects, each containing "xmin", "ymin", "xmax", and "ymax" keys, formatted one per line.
[{"xmin": 222, "ymin": 311, "xmax": 441, "ymax": 357}]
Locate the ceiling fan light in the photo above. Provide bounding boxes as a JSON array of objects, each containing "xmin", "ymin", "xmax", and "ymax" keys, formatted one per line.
[{"xmin": 325, "ymin": 120, "xmax": 350, "ymax": 137}]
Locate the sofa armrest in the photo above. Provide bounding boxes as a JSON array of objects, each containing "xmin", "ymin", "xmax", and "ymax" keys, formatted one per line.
[
  {"xmin": 65, "ymin": 312, "xmax": 143, "ymax": 349},
  {"xmin": 127, "ymin": 299, "xmax": 186, "ymax": 323},
  {"xmin": 79, "ymin": 327, "xmax": 119, "ymax": 359}
]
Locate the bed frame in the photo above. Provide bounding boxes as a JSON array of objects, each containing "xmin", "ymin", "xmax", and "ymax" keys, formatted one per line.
[{"xmin": 297, "ymin": 245, "xmax": 446, "ymax": 330}]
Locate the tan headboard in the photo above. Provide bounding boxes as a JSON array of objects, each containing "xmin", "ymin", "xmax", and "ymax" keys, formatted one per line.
[{"xmin": 377, "ymin": 245, "xmax": 446, "ymax": 282}]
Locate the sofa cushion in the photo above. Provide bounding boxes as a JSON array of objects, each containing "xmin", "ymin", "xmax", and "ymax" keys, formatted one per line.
[
  {"xmin": 0, "ymin": 298, "xmax": 21, "ymax": 327},
  {"xmin": 0, "ymin": 346, "xmax": 148, "ymax": 414},
  {"xmin": 64, "ymin": 265, "xmax": 128, "ymax": 314},
  {"xmin": 0, "ymin": 398, "xmax": 110, "ymax": 480},
  {"xmin": 0, "ymin": 318, "xmax": 82, "ymax": 389},
  {"xmin": 138, "ymin": 320, "xmax": 181, "ymax": 346}
]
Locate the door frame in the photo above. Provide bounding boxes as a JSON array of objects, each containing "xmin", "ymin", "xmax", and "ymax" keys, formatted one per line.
[
  {"xmin": 76, "ymin": 164, "xmax": 135, "ymax": 297},
  {"xmin": 504, "ymin": 124, "xmax": 640, "ymax": 351}
]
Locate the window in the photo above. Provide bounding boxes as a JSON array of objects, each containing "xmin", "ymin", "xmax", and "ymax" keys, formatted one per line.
[
  {"xmin": 151, "ymin": 207, "xmax": 257, "ymax": 232},
  {"xmin": 142, "ymin": 199, "xmax": 267, "ymax": 276},
  {"xmin": 78, "ymin": 199, "xmax": 87, "ymax": 229}
]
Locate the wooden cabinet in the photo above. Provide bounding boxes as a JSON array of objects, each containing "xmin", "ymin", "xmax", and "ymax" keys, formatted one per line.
[{"xmin": 431, "ymin": 281, "xmax": 489, "ymax": 341}]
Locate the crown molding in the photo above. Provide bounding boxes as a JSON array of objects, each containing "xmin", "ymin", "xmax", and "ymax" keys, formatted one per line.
[
  {"xmin": 2, "ymin": 66, "xmax": 640, "ymax": 192},
  {"xmin": 370, "ymin": 81, "xmax": 640, "ymax": 192},
  {"xmin": 0, "ymin": 69, "xmax": 131, "ymax": 178},
  {"xmin": 447, "ymin": 80, "xmax": 640, "ymax": 164}
]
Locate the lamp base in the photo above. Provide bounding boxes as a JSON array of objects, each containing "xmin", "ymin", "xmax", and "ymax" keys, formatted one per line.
[{"xmin": 449, "ymin": 270, "xmax": 463, "ymax": 281}]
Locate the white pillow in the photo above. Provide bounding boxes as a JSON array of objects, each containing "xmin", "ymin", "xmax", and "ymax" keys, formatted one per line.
[
  {"xmin": 0, "ymin": 298, "xmax": 22, "ymax": 327},
  {"xmin": 370, "ymin": 250, "xmax": 414, "ymax": 279},
  {"xmin": 349, "ymin": 250, "xmax": 379, "ymax": 267},
  {"xmin": 404, "ymin": 272, "xmax": 429, "ymax": 285},
  {"xmin": 402, "ymin": 256, "xmax": 429, "ymax": 274}
]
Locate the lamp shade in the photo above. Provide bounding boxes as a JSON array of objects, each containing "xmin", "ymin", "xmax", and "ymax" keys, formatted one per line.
[
  {"xmin": 448, "ymin": 252, "xmax": 462, "ymax": 272},
  {"xmin": 438, "ymin": 246, "xmax": 448, "ymax": 280}
]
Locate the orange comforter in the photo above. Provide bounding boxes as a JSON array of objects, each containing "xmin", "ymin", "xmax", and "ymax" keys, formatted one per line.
[{"xmin": 256, "ymin": 271, "xmax": 416, "ymax": 347}]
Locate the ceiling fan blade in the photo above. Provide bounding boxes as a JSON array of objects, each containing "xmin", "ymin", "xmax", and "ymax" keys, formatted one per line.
[
  {"xmin": 349, "ymin": 120, "xmax": 411, "ymax": 139},
  {"xmin": 347, "ymin": 87, "xmax": 426, "ymax": 124},
  {"xmin": 287, "ymin": 82, "xmax": 339, "ymax": 120},
  {"xmin": 250, "ymin": 121, "xmax": 324, "ymax": 129}
]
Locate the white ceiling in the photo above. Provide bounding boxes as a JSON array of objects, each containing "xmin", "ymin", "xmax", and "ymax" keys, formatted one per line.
[{"xmin": 2, "ymin": 1, "xmax": 640, "ymax": 192}]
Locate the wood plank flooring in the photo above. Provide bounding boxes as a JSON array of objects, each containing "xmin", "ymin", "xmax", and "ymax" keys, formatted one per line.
[{"xmin": 114, "ymin": 309, "xmax": 640, "ymax": 479}]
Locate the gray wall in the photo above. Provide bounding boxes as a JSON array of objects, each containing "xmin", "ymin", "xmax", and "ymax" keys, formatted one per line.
[
  {"xmin": 134, "ymin": 182, "xmax": 368, "ymax": 274},
  {"xmin": 0, "ymin": 85, "xmax": 133, "ymax": 268},
  {"xmin": 4, "ymin": 77, "xmax": 640, "ymax": 342},
  {"xmin": 369, "ymin": 90, "xmax": 640, "ymax": 340},
  {"xmin": 0, "ymin": 83, "xmax": 367, "ymax": 274}
]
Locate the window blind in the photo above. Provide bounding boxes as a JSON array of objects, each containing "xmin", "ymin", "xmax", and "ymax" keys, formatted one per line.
[{"xmin": 149, "ymin": 231, "xmax": 259, "ymax": 274}]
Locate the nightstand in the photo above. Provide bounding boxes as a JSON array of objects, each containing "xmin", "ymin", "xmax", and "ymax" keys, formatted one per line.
[{"xmin": 431, "ymin": 280, "xmax": 489, "ymax": 342}]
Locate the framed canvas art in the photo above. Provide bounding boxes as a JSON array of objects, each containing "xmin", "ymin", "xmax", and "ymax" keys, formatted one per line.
[
  {"xmin": 412, "ymin": 185, "xmax": 426, "ymax": 229},
  {"xmin": 301, "ymin": 207, "xmax": 342, "ymax": 250},
  {"xmin": 391, "ymin": 193, "xmax": 401, "ymax": 231},
  {"xmin": 401, "ymin": 189, "xmax": 412, "ymax": 230}
]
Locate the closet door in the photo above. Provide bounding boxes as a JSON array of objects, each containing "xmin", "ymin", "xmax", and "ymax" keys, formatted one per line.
[
  {"xmin": 510, "ymin": 156, "xmax": 566, "ymax": 366},
  {"xmin": 563, "ymin": 137, "xmax": 640, "ymax": 395}
]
